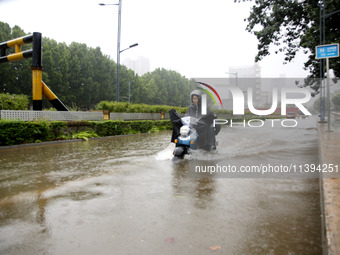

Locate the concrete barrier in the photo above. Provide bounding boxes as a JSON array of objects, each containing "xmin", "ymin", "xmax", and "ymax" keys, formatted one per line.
[
  {"xmin": 0, "ymin": 110, "xmax": 186, "ymax": 121},
  {"xmin": 0, "ymin": 110, "xmax": 103, "ymax": 121}
]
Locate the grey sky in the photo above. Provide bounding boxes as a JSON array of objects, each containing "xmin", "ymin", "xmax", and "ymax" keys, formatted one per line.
[{"xmin": 0, "ymin": 0, "xmax": 310, "ymax": 78}]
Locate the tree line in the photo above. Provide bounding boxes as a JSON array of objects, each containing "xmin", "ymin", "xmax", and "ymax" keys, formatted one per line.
[{"xmin": 0, "ymin": 22, "xmax": 196, "ymax": 110}]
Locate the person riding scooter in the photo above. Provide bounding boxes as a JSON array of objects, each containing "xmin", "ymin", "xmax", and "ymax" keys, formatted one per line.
[
  {"xmin": 186, "ymin": 90, "xmax": 203, "ymax": 118},
  {"xmin": 170, "ymin": 90, "xmax": 220, "ymax": 153}
]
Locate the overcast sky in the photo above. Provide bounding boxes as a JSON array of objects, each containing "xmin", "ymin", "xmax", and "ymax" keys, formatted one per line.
[{"xmin": 0, "ymin": 0, "xmax": 311, "ymax": 78}]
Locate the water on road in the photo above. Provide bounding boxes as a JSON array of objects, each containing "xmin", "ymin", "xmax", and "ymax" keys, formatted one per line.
[{"xmin": 0, "ymin": 117, "xmax": 321, "ymax": 254}]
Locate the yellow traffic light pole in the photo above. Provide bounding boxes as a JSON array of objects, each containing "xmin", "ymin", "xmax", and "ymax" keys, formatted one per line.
[{"xmin": 0, "ymin": 32, "xmax": 68, "ymax": 111}]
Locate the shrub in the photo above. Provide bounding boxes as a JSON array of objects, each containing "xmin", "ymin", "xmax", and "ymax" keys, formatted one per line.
[
  {"xmin": 96, "ymin": 101, "xmax": 187, "ymax": 114},
  {"xmin": 0, "ymin": 93, "xmax": 29, "ymax": 110},
  {"xmin": 0, "ymin": 119, "xmax": 172, "ymax": 146},
  {"xmin": 89, "ymin": 120, "xmax": 172, "ymax": 137}
]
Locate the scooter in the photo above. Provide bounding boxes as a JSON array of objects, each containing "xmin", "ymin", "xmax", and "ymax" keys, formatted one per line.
[
  {"xmin": 173, "ymin": 116, "xmax": 198, "ymax": 159},
  {"xmin": 169, "ymin": 109, "xmax": 220, "ymax": 160}
]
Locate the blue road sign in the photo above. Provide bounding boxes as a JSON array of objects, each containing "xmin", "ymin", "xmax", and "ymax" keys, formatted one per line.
[{"xmin": 316, "ymin": 43, "xmax": 339, "ymax": 59}]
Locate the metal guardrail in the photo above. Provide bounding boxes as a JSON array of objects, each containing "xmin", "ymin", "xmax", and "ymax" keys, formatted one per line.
[
  {"xmin": 0, "ymin": 110, "xmax": 187, "ymax": 121},
  {"xmin": 0, "ymin": 110, "xmax": 103, "ymax": 121}
]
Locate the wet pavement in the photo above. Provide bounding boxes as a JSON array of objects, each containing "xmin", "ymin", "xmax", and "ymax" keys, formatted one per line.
[{"xmin": 0, "ymin": 117, "xmax": 322, "ymax": 254}]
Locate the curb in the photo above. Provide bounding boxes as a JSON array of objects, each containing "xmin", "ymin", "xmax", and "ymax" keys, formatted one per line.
[{"xmin": 318, "ymin": 122, "xmax": 340, "ymax": 255}]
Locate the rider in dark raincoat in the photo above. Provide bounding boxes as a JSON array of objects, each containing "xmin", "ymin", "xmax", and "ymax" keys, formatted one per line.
[
  {"xmin": 186, "ymin": 90, "xmax": 203, "ymax": 118},
  {"xmin": 170, "ymin": 90, "xmax": 220, "ymax": 151}
]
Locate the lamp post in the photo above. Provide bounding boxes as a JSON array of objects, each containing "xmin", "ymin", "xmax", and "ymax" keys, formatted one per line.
[
  {"xmin": 118, "ymin": 43, "xmax": 138, "ymax": 101},
  {"xmin": 319, "ymin": 0, "xmax": 340, "ymax": 126},
  {"xmin": 100, "ymin": 2, "xmax": 138, "ymax": 103},
  {"xmin": 116, "ymin": 0, "xmax": 122, "ymax": 102},
  {"xmin": 319, "ymin": 0, "xmax": 326, "ymax": 122},
  {"xmin": 225, "ymin": 71, "xmax": 238, "ymax": 87},
  {"xmin": 99, "ymin": 1, "xmax": 120, "ymax": 101},
  {"xmin": 120, "ymin": 43, "xmax": 138, "ymax": 53},
  {"xmin": 100, "ymin": 1, "xmax": 139, "ymax": 102}
]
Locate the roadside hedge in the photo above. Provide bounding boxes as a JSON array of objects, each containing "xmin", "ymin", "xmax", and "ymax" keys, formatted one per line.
[
  {"xmin": 96, "ymin": 101, "xmax": 188, "ymax": 114},
  {"xmin": 0, "ymin": 119, "xmax": 172, "ymax": 146},
  {"xmin": 95, "ymin": 101, "xmax": 240, "ymax": 116},
  {"xmin": 0, "ymin": 120, "xmax": 67, "ymax": 146},
  {"xmin": 89, "ymin": 120, "xmax": 172, "ymax": 136}
]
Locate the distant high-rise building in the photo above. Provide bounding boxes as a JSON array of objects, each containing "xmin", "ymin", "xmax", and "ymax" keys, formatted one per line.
[
  {"xmin": 227, "ymin": 63, "xmax": 262, "ymax": 107},
  {"xmin": 229, "ymin": 63, "xmax": 261, "ymax": 79},
  {"xmin": 123, "ymin": 56, "xmax": 150, "ymax": 76}
]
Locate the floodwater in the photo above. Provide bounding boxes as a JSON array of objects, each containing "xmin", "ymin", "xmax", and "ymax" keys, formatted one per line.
[{"xmin": 0, "ymin": 117, "xmax": 321, "ymax": 254}]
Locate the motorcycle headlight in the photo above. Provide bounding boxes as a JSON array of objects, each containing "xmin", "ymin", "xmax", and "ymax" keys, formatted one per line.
[{"xmin": 180, "ymin": 125, "xmax": 190, "ymax": 136}]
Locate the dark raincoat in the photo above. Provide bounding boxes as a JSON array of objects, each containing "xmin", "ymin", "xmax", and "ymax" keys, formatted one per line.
[{"xmin": 170, "ymin": 88, "xmax": 221, "ymax": 150}]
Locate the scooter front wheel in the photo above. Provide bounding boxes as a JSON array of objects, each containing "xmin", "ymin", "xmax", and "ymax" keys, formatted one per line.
[{"xmin": 173, "ymin": 146, "xmax": 187, "ymax": 159}]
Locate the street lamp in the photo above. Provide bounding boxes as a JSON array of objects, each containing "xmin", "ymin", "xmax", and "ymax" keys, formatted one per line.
[
  {"xmin": 120, "ymin": 43, "xmax": 138, "ymax": 53},
  {"xmin": 325, "ymin": 9, "xmax": 340, "ymax": 18},
  {"xmin": 99, "ymin": 3, "xmax": 118, "ymax": 5},
  {"xmin": 225, "ymin": 71, "xmax": 238, "ymax": 87},
  {"xmin": 117, "ymin": 43, "xmax": 138, "ymax": 102},
  {"xmin": 120, "ymin": 43, "xmax": 138, "ymax": 103},
  {"xmin": 99, "ymin": 1, "xmax": 121, "ymax": 102},
  {"xmin": 319, "ymin": 0, "xmax": 340, "ymax": 126},
  {"xmin": 100, "ymin": 1, "xmax": 138, "ymax": 102}
]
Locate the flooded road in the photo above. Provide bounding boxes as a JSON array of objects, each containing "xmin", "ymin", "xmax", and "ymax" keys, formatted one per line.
[{"xmin": 0, "ymin": 117, "xmax": 321, "ymax": 254}]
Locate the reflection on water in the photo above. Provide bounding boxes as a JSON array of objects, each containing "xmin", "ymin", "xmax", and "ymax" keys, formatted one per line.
[{"xmin": 0, "ymin": 118, "xmax": 321, "ymax": 254}]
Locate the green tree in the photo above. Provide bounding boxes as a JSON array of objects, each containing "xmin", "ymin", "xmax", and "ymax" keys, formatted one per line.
[
  {"xmin": 243, "ymin": 0, "xmax": 340, "ymax": 92},
  {"xmin": 42, "ymin": 38, "xmax": 71, "ymax": 108},
  {"xmin": 0, "ymin": 22, "xmax": 196, "ymax": 110},
  {"xmin": 140, "ymin": 68, "xmax": 195, "ymax": 106}
]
